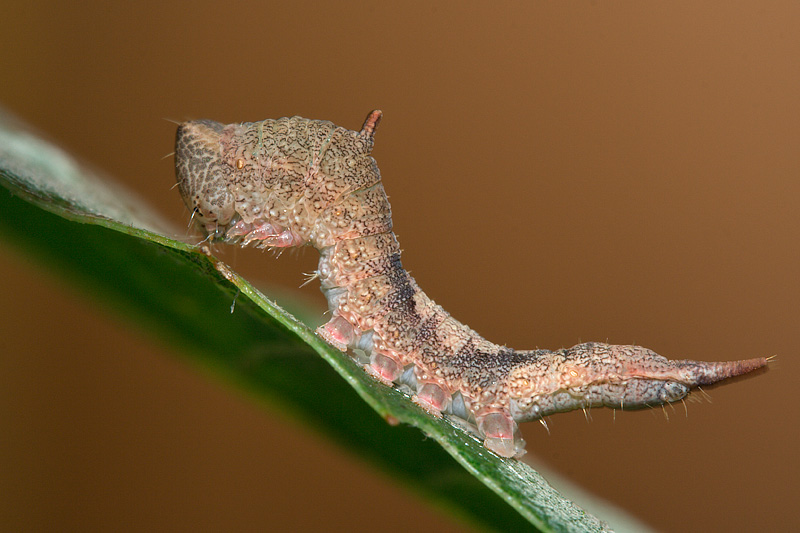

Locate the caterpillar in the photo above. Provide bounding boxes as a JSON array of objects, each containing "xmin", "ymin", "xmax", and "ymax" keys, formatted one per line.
[{"xmin": 175, "ymin": 110, "xmax": 769, "ymax": 458}]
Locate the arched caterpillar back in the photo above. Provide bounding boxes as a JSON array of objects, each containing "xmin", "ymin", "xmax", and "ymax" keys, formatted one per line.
[{"xmin": 175, "ymin": 110, "xmax": 769, "ymax": 458}]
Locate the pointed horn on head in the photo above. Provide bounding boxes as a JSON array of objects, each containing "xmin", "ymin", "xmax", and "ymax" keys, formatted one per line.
[{"xmin": 360, "ymin": 109, "xmax": 382, "ymax": 138}]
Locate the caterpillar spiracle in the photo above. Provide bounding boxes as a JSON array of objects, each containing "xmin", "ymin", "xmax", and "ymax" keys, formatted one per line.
[{"xmin": 175, "ymin": 110, "xmax": 769, "ymax": 458}]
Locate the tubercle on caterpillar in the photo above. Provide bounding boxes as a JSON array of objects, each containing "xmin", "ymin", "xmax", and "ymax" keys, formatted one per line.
[{"xmin": 174, "ymin": 110, "xmax": 770, "ymax": 459}]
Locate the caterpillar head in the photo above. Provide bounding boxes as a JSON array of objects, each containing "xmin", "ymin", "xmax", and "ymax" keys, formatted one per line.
[
  {"xmin": 175, "ymin": 111, "xmax": 384, "ymax": 247},
  {"xmin": 175, "ymin": 119, "xmax": 236, "ymax": 239}
]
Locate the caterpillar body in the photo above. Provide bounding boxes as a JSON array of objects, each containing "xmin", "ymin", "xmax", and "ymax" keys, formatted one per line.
[{"xmin": 175, "ymin": 110, "xmax": 768, "ymax": 458}]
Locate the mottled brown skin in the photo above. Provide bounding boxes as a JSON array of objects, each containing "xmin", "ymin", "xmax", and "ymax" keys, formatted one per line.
[{"xmin": 175, "ymin": 110, "xmax": 769, "ymax": 458}]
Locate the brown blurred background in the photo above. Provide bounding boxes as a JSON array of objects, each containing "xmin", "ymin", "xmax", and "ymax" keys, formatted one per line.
[{"xmin": 1, "ymin": 2, "xmax": 797, "ymax": 531}]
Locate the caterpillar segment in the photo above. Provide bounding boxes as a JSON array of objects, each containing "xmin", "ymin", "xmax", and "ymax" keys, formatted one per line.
[{"xmin": 175, "ymin": 110, "xmax": 770, "ymax": 458}]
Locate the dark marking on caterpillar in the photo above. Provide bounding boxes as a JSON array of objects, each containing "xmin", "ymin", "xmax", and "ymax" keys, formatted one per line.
[{"xmin": 175, "ymin": 110, "xmax": 771, "ymax": 458}]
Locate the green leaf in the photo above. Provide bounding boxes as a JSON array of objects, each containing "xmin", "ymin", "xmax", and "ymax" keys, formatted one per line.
[{"xmin": 0, "ymin": 109, "xmax": 644, "ymax": 533}]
